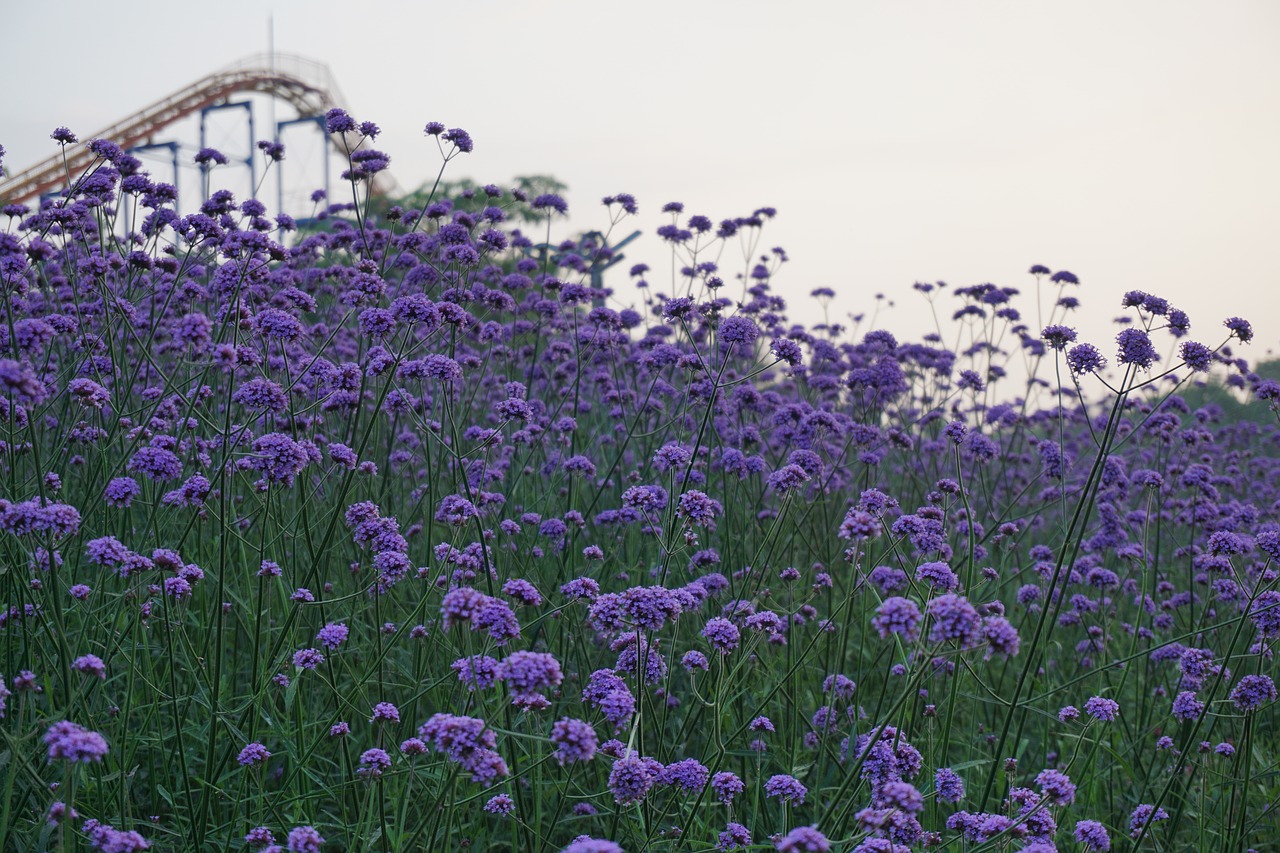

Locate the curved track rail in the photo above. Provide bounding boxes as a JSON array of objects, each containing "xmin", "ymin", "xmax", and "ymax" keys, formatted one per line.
[{"xmin": 0, "ymin": 53, "xmax": 394, "ymax": 205}]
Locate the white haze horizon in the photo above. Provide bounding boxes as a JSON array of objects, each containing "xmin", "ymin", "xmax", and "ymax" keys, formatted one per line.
[{"xmin": 3, "ymin": 0, "xmax": 1278, "ymax": 369}]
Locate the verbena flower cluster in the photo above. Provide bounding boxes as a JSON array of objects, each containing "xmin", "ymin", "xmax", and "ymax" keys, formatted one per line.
[{"xmin": 0, "ymin": 117, "xmax": 1276, "ymax": 852}]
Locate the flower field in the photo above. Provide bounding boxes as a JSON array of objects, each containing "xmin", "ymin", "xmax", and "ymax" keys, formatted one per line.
[{"xmin": 0, "ymin": 113, "xmax": 1277, "ymax": 852}]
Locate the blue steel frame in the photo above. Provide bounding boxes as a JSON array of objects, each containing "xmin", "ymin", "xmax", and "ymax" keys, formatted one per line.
[{"xmin": 198, "ymin": 100, "xmax": 255, "ymax": 201}]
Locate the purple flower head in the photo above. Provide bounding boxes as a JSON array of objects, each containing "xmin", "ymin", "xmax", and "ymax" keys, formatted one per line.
[
  {"xmin": 551, "ymin": 717, "xmax": 598, "ymax": 765},
  {"xmin": 935, "ymin": 767, "xmax": 965, "ymax": 803},
  {"xmin": 711, "ymin": 770, "xmax": 745, "ymax": 804},
  {"xmin": 452, "ymin": 654, "xmax": 500, "ymax": 691},
  {"xmin": 72, "ymin": 654, "xmax": 106, "ymax": 679},
  {"xmin": 1128, "ymin": 804, "xmax": 1170, "ymax": 838},
  {"xmin": 238, "ymin": 742, "xmax": 271, "ymax": 766},
  {"xmin": 1067, "ymin": 343, "xmax": 1107, "ymax": 375},
  {"xmin": 326, "ymin": 108, "xmax": 357, "ymax": 134},
  {"xmin": 442, "ymin": 127, "xmax": 474, "ymax": 152},
  {"xmin": 532, "ymin": 193, "xmax": 568, "ymax": 214},
  {"xmin": 702, "ymin": 617, "xmax": 741, "ymax": 653},
  {"xmin": 286, "ymin": 826, "xmax": 325, "ymax": 853},
  {"xmin": 1084, "ymin": 696, "xmax": 1119, "ymax": 721},
  {"xmin": 1035, "ymin": 768, "xmax": 1076, "ymax": 805},
  {"xmin": 676, "ymin": 490, "xmax": 721, "ymax": 527},
  {"xmin": 316, "ymin": 622, "xmax": 349, "ymax": 650},
  {"xmin": 661, "ymin": 758, "xmax": 710, "ymax": 793},
  {"xmin": 872, "ymin": 597, "xmax": 922, "ymax": 642},
  {"xmin": 358, "ymin": 747, "xmax": 393, "ymax": 777},
  {"xmin": 609, "ymin": 752, "xmax": 655, "ymax": 804},
  {"xmin": 774, "ymin": 826, "xmax": 830, "ymax": 852},
  {"xmin": 498, "ymin": 651, "xmax": 564, "ymax": 709},
  {"xmin": 718, "ymin": 822, "xmax": 752, "ymax": 850},
  {"xmin": 371, "ymin": 702, "xmax": 400, "ymax": 723},
  {"xmin": 1224, "ymin": 316, "xmax": 1253, "ymax": 342},
  {"xmin": 1074, "ymin": 819, "xmax": 1111, "ymax": 851},
  {"xmin": 915, "ymin": 560, "xmax": 959, "ymax": 591},
  {"xmin": 1116, "ymin": 327, "xmax": 1159, "ymax": 370},
  {"xmin": 682, "ymin": 650, "xmax": 710, "ymax": 672},
  {"xmin": 926, "ymin": 594, "xmax": 982, "ymax": 646},
  {"xmin": 764, "ymin": 773, "xmax": 808, "ymax": 805},
  {"xmin": 1042, "ymin": 324, "xmax": 1077, "ymax": 350},
  {"xmin": 1231, "ymin": 675, "xmax": 1276, "ymax": 712},
  {"xmin": 292, "ymin": 648, "xmax": 325, "ymax": 670},
  {"xmin": 484, "ymin": 794, "xmax": 514, "ymax": 815},
  {"xmin": 44, "ymin": 721, "xmax": 109, "ymax": 763}
]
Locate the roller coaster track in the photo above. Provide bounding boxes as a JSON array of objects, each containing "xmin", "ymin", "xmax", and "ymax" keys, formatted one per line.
[{"xmin": 0, "ymin": 53, "xmax": 395, "ymax": 205}]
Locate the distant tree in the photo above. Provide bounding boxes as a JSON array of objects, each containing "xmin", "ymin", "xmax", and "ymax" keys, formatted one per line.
[
  {"xmin": 374, "ymin": 174, "xmax": 569, "ymax": 224},
  {"xmin": 1177, "ymin": 357, "xmax": 1280, "ymax": 424}
]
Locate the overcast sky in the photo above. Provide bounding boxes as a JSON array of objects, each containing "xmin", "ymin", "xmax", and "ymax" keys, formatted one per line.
[{"xmin": 3, "ymin": 0, "xmax": 1278, "ymax": 359}]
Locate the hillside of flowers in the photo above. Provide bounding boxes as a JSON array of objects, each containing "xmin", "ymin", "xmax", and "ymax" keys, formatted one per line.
[{"xmin": 1, "ymin": 114, "xmax": 1278, "ymax": 853}]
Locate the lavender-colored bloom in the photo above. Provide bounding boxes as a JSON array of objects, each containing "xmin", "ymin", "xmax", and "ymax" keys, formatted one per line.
[
  {"xmin": 238, "ymin": 742, "xmax": 271, "ymax": 766},
  {"xmin": 1171, "ymin": 690, "xmax": 1203, "ymax": 721},
  {"xmin": 316, "ymin": 622, "xmax": 349, "ymax": 650},
  {"xmin": 682, "ymin": 650, "xmax": 710, "ymax": 672},
  {"xmin": 436, "ymin": 494, "xmax": 479, "ymax": 526},
  {"xmin": 1035, "ymin": 768, "xmax": 1076, "ymax": 805},
  {"xmin": 104, "ymin": 477, "xmax": 141, "ymax": 508},
  {"xmin": 702, "ymin": 617, "xmax": 741, "ymax": 653},
  {"xmin": 551, "ymin": 717, "xmax": 598, "ymax": 765},
  {"xmin": 774, "ymin": 826, "xmax": 830, "ymax": 852},
  {"xmin": 1116, "ymin": 327, "xmax": 1159, "ymax": 370},
  {"xmin": 718, "ymin": 822, "xmax": 752, "ymax": 850},
  {"xmin": 1042, "ymin": 324, "xmax": 1077, "ymax": 350},
  {"xmin": 720, "ymin": 315, "xmax": 760, "ymax": 345},
  {"xmin": 1250, "ymin": 591, "xmax": 1280, "ymax": 637},
  {"xmin": 711, "ymin": 770, "xmax": 745, "ymax": 804},
  {"xmin": 1084, "ymin": 696, "xmax": 1120, "ymax": 721},
  {"xmin": 915, "ymin": 560, "xmax": 959, "ymax": 591},
  {"xmin": 1128, "ymin": 804, "xmax": 1170, "ymax": 837},
  {"xmin": 128, "ymin": 446, "xmax": 182, "ymax": 481},
  {"xmin": 502, "ymin": 578, "xmax": 542, "ymax": 606},
  {"xmin": 661, "ymin": 758, "xmax": 710, "ymax": 792},
  {"xmin": 453, "ymin": 655, "xmax": 500, "ymax": 691},
  {"xmin": 1066, "ymin": 343, "xmax": 1107, "ymax": 375},
  {"xmin": 935, "ymin": 767, "xmax": 965, "ymax": 803},
  {"xmin": 292, "ymin": 648, "xmax": 325, "ymax": 670},
  {"xmin": 982, "ymin": 616, "xmax": 1021, "ymax": 658},
  {"xmin": 72, "ymin": 654, "xmax": 106, "ymax": 679},
  {"xmin": 872, "ymin": 597, "xmax": 922, "ymax": 641},
  {"xmin": 484, "ymin": 793, "xmax": 514, "ymax": 815},
  {"xmin": 623, "ymin": 585, "xmax": 682, "ymax": 629},
  {"xmin": 561, "ymin": 577, "xmax": 600, "ymax": 601},
  {"xmin": 676, "ymin": 490, "xmax": 721, "ymax": 527},
  {"xmin": 608, "ymin": 753, "xmax": 655, "ymax": 804},
  {"xmin": 83, "ymin": 822, "xmax": 150, "ymax": 851},
  {"xmin": 358, "ymin": 747, "xmax": 393, "ymax": 777},
  {"xmin": 1224, "ymin": 316, "xmax": 1253, "ymax": 342},
  {"xmin": 1074, "ymin": 819, "xmax": 1111, "ymax": 851},
  {"xmin": 925, "ymin": 594, "xmax": 982, "ymax": 646},
  {"xmin": 371, "ymin": 702, "xmax": 400, "ymax": 723},
  {"xmin": 472, "ymin": 596, "xmax": 521, "ymax": 645},
  {"xmin": 44, "ymin": 721, "xmax": 109, "ymax": 762},
  {"xmin": 1231, "ymin": 675, "xmax": 1276, "ymax": 712},
  {"xmin": 764, "ymin": 773, "xmax": 808, "ymax": 805},
  {"xmin": 245, "ymin": 826, "xmax": 275, "ymax": 846},
  {"xmin": 286, "ymin": 826, "xmax": 325, "ymax": 853},
  {"xmin": 498, "ymin": 651, "xmax": 563, "ymax": 708}
]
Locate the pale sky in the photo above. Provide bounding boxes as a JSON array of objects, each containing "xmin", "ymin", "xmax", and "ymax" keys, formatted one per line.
[{"xmin": 3, "ymin": 0, "xmax": 1279, "ymax": 359}]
